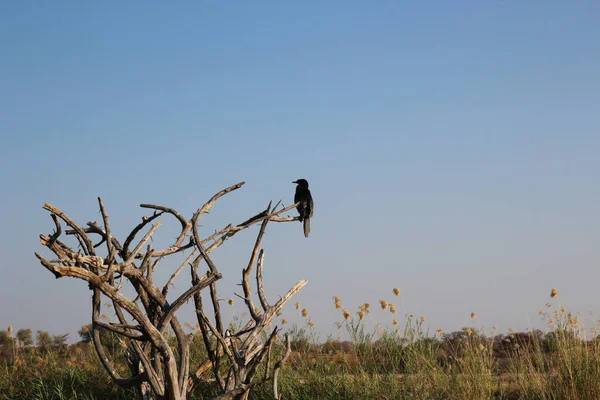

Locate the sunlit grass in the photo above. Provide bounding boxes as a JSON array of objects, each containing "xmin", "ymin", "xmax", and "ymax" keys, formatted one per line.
[{"xmin": 3, "ymin": 288, "xmax": 600, "ymax": 399}]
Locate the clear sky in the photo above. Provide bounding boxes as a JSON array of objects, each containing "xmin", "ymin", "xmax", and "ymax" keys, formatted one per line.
[{"xmin": 1, "ymin": 2, "xmax": 599, "ymax": 343}]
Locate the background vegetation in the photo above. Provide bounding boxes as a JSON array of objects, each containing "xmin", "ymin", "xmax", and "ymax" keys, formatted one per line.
[{"xmin": 3, "ymin": 288, "xmax": 599, "ymax": 400}]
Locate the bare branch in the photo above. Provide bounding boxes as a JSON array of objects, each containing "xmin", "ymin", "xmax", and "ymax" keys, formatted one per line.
[
  {"xmin": 98, "ymin": 197, "xmax": 118, "ymax": 281},
  {"xmin": 204, "ymin": 202, "xmax": 300, "ymax": 255},
  {"xmin": 122, "ymin": 211, "xmax": 163, "ymax": 258},
  {"xmin": 196, "ymin": 310, "xmax": 236, "ymax": 370},
  {"xmin": 65, "ymin": 221, "xmax": 124, "ymax": 251},
  {"xmin": 158, "ymin": 272, "xmax": 220, "ymax": 332},
  {"xmin": 273, "ymin": 333, "xmax": 291, "ymax": 400},
  {"xmin": 93, "ymin": 321, "xmax": 148, "ymax": 341},
  {"xmin": 140, "ymin": 204, "xmax": 189, "ymax": 249},
  {"xmin": 193, "ymin": 181, "xmax": 245, "ymax": 220},
  {"xmin": 48, "ymin": 214, "xmax": 62, "ymax": 245},
  {"xmin": 43, "ymin": 203, "xmax": 95, "ymax": 255},
  {"xmin": 162, "ymin": 248, "xmax": 198, "ymax": 297},
  {"xmin": 256, "ymin": 249, "xmax": 269, "ymax": 311},
  {"xmin": 246, "ymin": 326, "xmax": 279, "ymax": 382},
  {"xmin": 242, "ymin": 204, "xmax": 271, "ymax": 321},
  {"xmin": 126, "ymin": 221, "xmax": 162, "ymax": 263}
]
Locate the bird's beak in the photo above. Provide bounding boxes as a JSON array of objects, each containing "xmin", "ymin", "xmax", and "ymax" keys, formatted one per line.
[{"xmin": 292, "ymin": 180, "xmax": 297, "ymax": 184}]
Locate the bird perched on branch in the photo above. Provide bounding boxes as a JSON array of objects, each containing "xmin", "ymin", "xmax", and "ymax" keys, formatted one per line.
[{"xmin": 292, "ymin": 179, "xmax": 313, "ymax": 238}]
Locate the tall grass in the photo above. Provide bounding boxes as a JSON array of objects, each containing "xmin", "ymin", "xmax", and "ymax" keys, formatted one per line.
[{"xmin": 2, "ymin": 288, "xmax": 599, "ymax": 399}]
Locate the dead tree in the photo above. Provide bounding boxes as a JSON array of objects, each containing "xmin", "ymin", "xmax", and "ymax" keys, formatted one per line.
[{"xmin": 34, "ymin": 182, "xmax": 306, "ymax": 400}]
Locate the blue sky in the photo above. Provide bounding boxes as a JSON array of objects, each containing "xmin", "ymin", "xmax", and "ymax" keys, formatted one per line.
[{"xmin": 1, "ymin": 1, "xmax": 599, "ymax": 342}]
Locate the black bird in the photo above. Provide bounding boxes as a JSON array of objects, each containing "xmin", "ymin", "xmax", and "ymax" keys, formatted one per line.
[{"xmin": 293, "ymin": 179, "xmax": 313, "ymax": 238}]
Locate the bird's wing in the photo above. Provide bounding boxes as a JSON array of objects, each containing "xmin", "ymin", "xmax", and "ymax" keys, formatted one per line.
[{"xmin": 307, "ymin": 191, "xmax": 314, "ymax": 218}]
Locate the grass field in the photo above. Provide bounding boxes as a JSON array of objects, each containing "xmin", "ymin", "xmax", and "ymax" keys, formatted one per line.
[{"xmin": 3, "ymin": 288, "xmax": 600, "ymax": 400}]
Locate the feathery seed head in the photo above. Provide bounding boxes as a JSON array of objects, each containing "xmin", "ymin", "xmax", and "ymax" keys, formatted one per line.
[
  {"xmin": 343, "ymin": 309, "xmax": 351, "ymax": 320},
  {"xmin": 333, "ymin": 296, "xmax": 342, "ymax": 309},
  {"xmin": 379, "ymin": 300, "xmax": 388, "ymax": 309},
  {"xmin": 550, "ymin": 288, "xmax": 558, "ymax": 298},
  {"xmin": 393, "ymin": 288, "xmax": 400, "ymax": 296}
]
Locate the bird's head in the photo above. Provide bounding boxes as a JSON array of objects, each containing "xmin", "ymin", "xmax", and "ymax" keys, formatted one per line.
[{"xmin": 292, "ymin": 179, "xmax": 309, "ymax": 188}]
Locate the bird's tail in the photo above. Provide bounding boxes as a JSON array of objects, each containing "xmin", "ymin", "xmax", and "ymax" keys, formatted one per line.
[{"xmin": 303, "ymin": 217, "xmax": 310, "ymax": 238}]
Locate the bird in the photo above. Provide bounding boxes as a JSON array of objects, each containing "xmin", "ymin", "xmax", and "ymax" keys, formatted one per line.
[{"xmin": 292, "ymin": 179, "xmax": 313, "ymax": 238}]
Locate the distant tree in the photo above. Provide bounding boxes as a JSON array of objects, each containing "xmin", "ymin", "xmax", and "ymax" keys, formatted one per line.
[
  {"xmin": 440, "ymin": 327, "xmax": 487, "ymax": 361},
  {"xmin": 36, "ymin": 330, "xmax": 51, "ymax": 353},
  {"xmin": 78, "ymin": 323, "xmax": 120, "ymax": 353},
  {"xmin": 78, "ymin": 324, "xmax": 93, "ymax": 343},
  {"xmin": 52, "ymin": 333, "xmax": 70, "ymax": 349},
  {"xmin": 16, "ymin": 328, "xmax": 33, "ymax": 348},
  {"xmin": 0, "ymin": 331, "xmax": 16, "ymax": 363},
  {"xmin": 0, "ymin": 331, "xmax": 11, "ymax": 346}
]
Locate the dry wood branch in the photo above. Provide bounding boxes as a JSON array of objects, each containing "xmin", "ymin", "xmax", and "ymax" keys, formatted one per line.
[
  {"xmin": 93, "ymin": 288, "xmax": 162, "ymax": 392},
  {"xmin": 203, "ymin": 202, "xmax": 300, "ymax": 255},
  {"xmin": 98, "ymin": 197, "xmax": 118, "ymax": 281},
  {"xmin": 193, "ymin": 182, "xmax": 245, "ymax": 219},
  {"xmin": 191, "ymin": 220, "xmax": 219, "ymax": 275},
  {"xmin": 268, "ymin": 216, "xmax": 299, "ymax": 222},
  {"xmin": 241, "ymin": 204, "xmax": 271, "ymax": 321},
  {"xmin": 273, "ymin": 333, "xmax": 291, "ymax": 400},
  {"xmin": 140, "ymin": 204, "xmax": 188, "ymax": 230},
  {"xmin": 127, "ymin": 221, "xmax": 162, "ymax": 263},
  {"xmin": 65, "ymin": 221, "xmax": 124, "ymax": 251},
  {"xmin": 37, "ymin": 182, "xmax": 306, "ymax": 400},
  {"xmin": 196, "ymin": 310, "xmax": 237, "ymax": 371},
  {"xmin": 240, "ymin": 279, "xmax": 307, "ymax": 353},
  {"xmin": 163, "ymin": 249, "xmax": 198, "ymax": 297},
  {"xmin": 139, "ymin": 203, "xmax": 191, "ymax": 254},
  {"xmin": 109, "ymin": 291, "xmax": 159, "ymax": 390},
  {"xmin": 158, "ymin": 272, "xmax": 220, "ymax": 332},
  {"xmin": 93, "ymin": 321, "xmax": 148, "ymax": 341},
  {"xmin": 122, "ymin": 211, "xmax": 163, "ymax": 258},
  {"xmin": 245, "ymin": 326, "xmax": 278, "ymax": 382},
  {"xmin": 48, "ymin": 214, "xmax": 62, "ymax": 245},
  {"xmin": 256, "ymin": 250, "xmax": 269, "ymax": 311},
  {"xmin": 36, "ymin": 253, "xmax": 181, "ymax": 398},
  {"xmin": 43, "ymin": 203, "xmax": 95, "ymax": 255}
]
